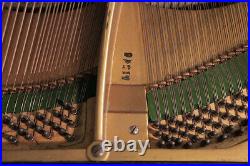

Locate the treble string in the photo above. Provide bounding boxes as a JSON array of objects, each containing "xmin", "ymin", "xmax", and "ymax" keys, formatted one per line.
[{"xmin": 25, "ymin": 4, "xmax": 51, "ymax": 124}]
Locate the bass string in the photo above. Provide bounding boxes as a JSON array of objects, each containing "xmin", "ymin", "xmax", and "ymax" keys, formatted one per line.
[
  {"xmin": 2, "ymin": 2, "xmax": 20, "ymax": 77},
  {"xmin": 26, "ymin": 4, "xmax": 53, "ymax": 120},
  {"xmin": 35, "ymin": 3, "xmax": 62, "ymax": 113},
  {"xmin": 16, "ymin": 2, "xmax": 44, "ymax": 120},
  {"xmin": 2, "ymin": 2, "xmax": 12, "ymax": 43},
  {"xmin": 27, "ymin": 3, "xmax": 58, "ymax": 117},
  {"xmin": 27, "ymin": 4, "xmax": 52, "ymax": 120},
  {"xmin": 12, "ymin": 2, "xmax": 37, "ymax": 89},
  {"xmin": 4, "ymin": 2, "xmax": 28, "ymax": 87},
  {"xmin": 12, "ymin": 3, "xmax": 37, "ymax": 117},
  {"xmin": 4, "ymin": 3, "xmax": 27, "ymax": 116},
  {"xmin": 21, "ymin": 3, "xmax": 49, "ymax": 87}
]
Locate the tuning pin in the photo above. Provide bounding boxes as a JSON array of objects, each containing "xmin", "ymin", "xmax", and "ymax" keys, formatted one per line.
[
  {"xmin": 223, "ymin": 125, "xmax": 233, "ymax": 134},
  {"xmin": 153, "ymin": 131, "xmax": 163, "ymax": 138},
  {"xmin": 209, "ymin": 110, "xmax": 219, "ymax": 117},
  {"xmin": 159, "ymin": 124, "xmax": 168, "ymax": 131},
  {"xmin": 19, "ymin": 114, "xmax": 29, "ymax": 123},
  {"xmin": 207, "ymin": 130, "xmax": 218, "ymax": 138},
  {"xmin": 52, "ymin": 110, "xmax": 63, "ymax": 118},
  {"xmin": 233, "ymin": 128, "xmax": 244, "ymax": 137},
  {"xmin": 157, "ymin": 139, "xmax": 166, "ymax": 148},
  {"xmin": 242, "ymin": 96, "xmax": 248, "ymax": 103},
  {"xmin": 168, "ymin": 117, "xmax": 176, "ymax": 125},
  {"xmin": 186, "ymin": 123, "xmax": 195, "ymax": 131},
  {"xmin": 229, "ymin": 115, "xmax": 240, "ymax": 123},
  {"xmin": 26, "ymin": 120, "xmax": 36, "ymax": 129},
  {"xmin": 58, "ymin": 128, "xmax": 67, "ymax": 136},
  {"xmin": 152, "ymin": 121, "xmax": 160, "ymax": 128},
  {"xmin": 217, "ymin": 100, "xmax": 225, "ymax": 107},
  {"xmin": 9, "ymin": 122, "xmax": 19, "ymax": 131},
  {"xmin": 225, "ymin": 103, "xmax": 235, "ymax": 110},
  {"xmin": 3, "ymin": 134, "xmax": 18, "ymax": 144},
  {"xmin": 24, "ymin": 133, "xmax": 34, "ymax": 141},
  {"xmin": 35, "ymin": 112, "xmax": 46, "ymax": 121},
  {"xmin": 234, "ymin": 93, "xmax": 243, "ymax": 100},
  {"xmin": 212, "ymin": 122, "xmax": 222, "ymax": 129},
  {"xmin": 64, "ymin": 103, "xmax": 73, "ymax": 111},
  {"xmin": 183, "ymin": 141, "xmax": 193, "ymax": 149},
  {"xmin": 179, "ymin": 130, "xmax": 189, "ymax": 138},
  {"xmin": 166, "ymin": 140, "xmax": 175, "ymax": 148},
  {"xmin": 43, "ymin": 118, "xmax": 53, "ymax": 126},
  {"xmin": 42, "ymin": 130, "xmax": 53, "ymax": 139},
  {"xmin": 67, "ymin": 120, "xmax": 78, "ymax": 128},
  {"xmin": 189, "ymin": 135, "xmax": 199, "ymax": 143},
  {"xmin": 64, "ymin": 133, "xmax": 75, "ymax": 142},
  {"xmin": 70, "ymin": 109, "xmax": 80, "ymax": 115},
  {"xmin": 52, "ymin": 122, "xmax": 60, "ymax": 131},
  {"xmin": 195, "ymin": 127, "xmax": 205, "ymax": 134},
  {"xmin": 169, "ymin": 126, "xmax": 178, "ymax": 134},
  {"xmin": 162, "ymin": 134, "xmax": 171, "ymax": 142},
  {"xmin": 17, "ymin": 128, "xmax": 28, "ymax": 136},
  {"xmin": 217, "ymin": 134, "xmax": 228, "ymax": 142},
  {"xmin": 200, "ymin": 139, "xmax": 211, "ymax": 147},
  {"xmin": 236, "ymin": 106, "xmax": 246, "ymax": 113},
  {"xmin": 220, "ymin": 112, "xmax": 229, "ymax": 120},
  {"xmin": 176, "ymin": 120, "xmax": 185, "ymax": 127},
  {"xmin": 35, "ymin": 125, "xmax": 44, "ymax": 135},
  {"xmin": 193, "ymin": 115, "xmax": 202, "ymax": 123},
  {"xmin": 201, "ymin": 108, "xmax": 209, "ymax": 114},
  {"xmin": 173, "ymin": 137, "xmax": 183, "ymax": 146},
  {"xmin": 185, "ymin": 113, "xmax": 193, "ymax": 120},
  {"xmin": 61, "ymin": 115, "xmax": 70, "ymax": 123},
  {"xmin": 240, "ymin": 119, "xmax": 248, "ymax": 127},
  {"xmin": 203, "ymin": 118, "xmax": 213, "ymax": 126},
  {"xmin": 3, "ymin": 115, "xmax": 11, "ymax": 125}
]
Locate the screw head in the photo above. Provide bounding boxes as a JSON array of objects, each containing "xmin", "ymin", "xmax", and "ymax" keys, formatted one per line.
[
  {"xmin": 129, "ymin": 125, "xmax": 139, "ymax": 135},
  {"xmin": 91, "ymin": 144, "xmax": 104, "ymax": 157}
]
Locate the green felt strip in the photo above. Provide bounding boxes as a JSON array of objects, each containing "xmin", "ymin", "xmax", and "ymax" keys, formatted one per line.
[
  {"xmin": 2, "ymin": 75, "xmax": 97, "ymax": 114},
  {"xmin": 147, "ymin": 52, "xmax": 248, "ymax": 121}
]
